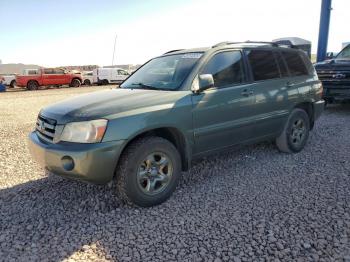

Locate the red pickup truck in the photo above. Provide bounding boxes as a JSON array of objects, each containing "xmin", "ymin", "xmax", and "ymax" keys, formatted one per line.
[{"xmin": 16, "ymin": 68, "xmax": 82, "ymax": 90}]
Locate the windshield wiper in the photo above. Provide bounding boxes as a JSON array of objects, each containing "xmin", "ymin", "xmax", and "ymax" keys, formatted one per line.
[{"xmin": 131, "ymin": 82, "xmax": 159, "ymax": 90}]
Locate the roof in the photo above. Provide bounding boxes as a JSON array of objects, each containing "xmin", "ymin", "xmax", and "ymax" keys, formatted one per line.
[
  {"xmin": 162, "ymin": 47, "xmax": 210, "ymax": 55},
  {"xmin": 162, "ymin": 39, "xmax": 309, "ymax": 57}
]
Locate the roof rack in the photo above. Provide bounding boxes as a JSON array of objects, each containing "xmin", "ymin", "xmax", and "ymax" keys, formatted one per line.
[
  {"xmin": 212, "ymin": 41, "xmax": 238, "ymax": 48},
  {"xmin": 163, "ymin": 49, "xmax": 184, "ymax": 54},
  {"xmin": 212, "ymin": 40, "xmax": 294, "ymax": 48},
  {"xmin": 244, "ymin": 41, "xmax": 280, "ymax": 47}
]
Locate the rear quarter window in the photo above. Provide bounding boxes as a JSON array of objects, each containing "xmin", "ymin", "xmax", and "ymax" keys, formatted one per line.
[
  {"xmin": 299, "ymin": 52, "xmax": 315, "ymax": 75},
  {"xmin": 246, "ymin": 50, "xmax": 280, "ymax": 81},
  {"xmin": 282, "ymin": 51, "xmax": 309, "ymax": 76}
]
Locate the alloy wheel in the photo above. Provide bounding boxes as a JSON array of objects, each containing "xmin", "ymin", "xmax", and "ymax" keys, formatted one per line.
[{"xmin": 137, "ymin": 152, "xmax": 173, "ymax": 195}]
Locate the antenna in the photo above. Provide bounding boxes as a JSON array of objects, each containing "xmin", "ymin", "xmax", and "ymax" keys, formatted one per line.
[{"xmin": 111, "ymin": 34, "xmax": 117, "ymax": 66}]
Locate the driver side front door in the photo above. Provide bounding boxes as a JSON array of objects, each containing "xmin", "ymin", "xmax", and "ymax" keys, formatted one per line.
[{"xmin": 191, "ymin": 50, "xmax": 257, "ymax": 155}]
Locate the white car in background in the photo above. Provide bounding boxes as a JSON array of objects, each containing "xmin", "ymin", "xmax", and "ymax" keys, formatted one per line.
[
  {"xmin": 1, "ymin": 75, "xmax": 16, "ymax": 88},
  {"xmin": 82, "ymin": 71, "xmax": 94, "ymax": 86},
  {"xmin": 92, "ymin": 68, "xmax": 130, "ymax": 85}
]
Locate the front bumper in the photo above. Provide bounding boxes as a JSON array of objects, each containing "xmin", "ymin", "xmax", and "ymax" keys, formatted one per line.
[
  {"xmin": 28, "ymin": 131, "xmax": 125, "ymax": 184},
  {"xmin": 313, "ymin": 100, "xmax": 325, "ymax": 121},
  {"xmin": 321, "ymin": 81, "xmax": 350, "ymax": 100}
]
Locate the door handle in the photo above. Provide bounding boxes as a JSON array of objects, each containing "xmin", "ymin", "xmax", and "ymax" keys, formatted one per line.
[{"xmin": 241, "ymin": 89, "xmax": 254, "ymax": 97}]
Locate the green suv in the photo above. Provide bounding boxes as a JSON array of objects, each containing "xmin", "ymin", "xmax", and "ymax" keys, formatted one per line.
[{"xmin": 29, "ymin": 42, "xmax": 324, "ymax": 207}]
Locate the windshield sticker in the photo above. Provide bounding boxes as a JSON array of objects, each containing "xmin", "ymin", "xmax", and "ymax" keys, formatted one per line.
[{"xmin": 181, "ymin": 53, "xmax": 202, "ymax": 59}]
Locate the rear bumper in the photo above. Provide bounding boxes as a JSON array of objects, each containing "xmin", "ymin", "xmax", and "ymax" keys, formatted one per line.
[{"xmin": 28, "ymin": 131, "xmax": 125, "ymax": 184}]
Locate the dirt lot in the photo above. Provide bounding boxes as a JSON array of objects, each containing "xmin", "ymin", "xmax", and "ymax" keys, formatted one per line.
[{"xmin": 1, "ymin": 86, "xmax": 350, "ymax": 261}]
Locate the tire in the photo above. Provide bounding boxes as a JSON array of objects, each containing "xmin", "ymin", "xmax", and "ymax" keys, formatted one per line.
[
  {"xmin": 84, "ymin": 79, "xmax": 91, "ymax": 86},
  {"xmin": 276, "ymin": 108, "xmax": 310, "ymax": 153},
  {"xmin": 10, "ymin": 80, "xmax": 16, "ymax": 88},
  {"xmin": 116, "ymin": 136, "xmax": 181, "ymax": 207},
  {"xmin": 70, "ymin": 78, "xmax": 81, "ymax": 87},
  {"xmin": 102, "ymin": 79, "xmax": 109, "ymax": 85},
  {"xmin": 27, "ymin": 80, "xmax": 39, "ymax": 90}
]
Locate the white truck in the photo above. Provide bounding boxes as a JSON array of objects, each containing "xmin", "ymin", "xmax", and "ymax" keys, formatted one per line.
[
  {"xmin": 92, "ymin": 68, "xmax": 130, "ymax": 85},
  {"xmin": 82, "ymin": 71, "xmax": 94, "ymax": 86},
  {"xmin": 1, "ymin": 75, "xmax": 16, "ymax": 88}
]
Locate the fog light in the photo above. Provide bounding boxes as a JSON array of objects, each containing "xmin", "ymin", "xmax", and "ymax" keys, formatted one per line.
[{"xmin": 61, "ymin": 156, "xmax": 74, "ymax": 171}]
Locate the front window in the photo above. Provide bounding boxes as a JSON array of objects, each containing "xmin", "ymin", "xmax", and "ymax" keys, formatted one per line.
[
  {"xmin": 336, "ymin": 45, "xmax": 350, "ymax": 59},
  {"xmin": 121, "ymin": 53, "xmax": 203, "ymax": 90},
  {"xmin": 201, "ymin": 51, "xmax": 244, "ymax": 88}
]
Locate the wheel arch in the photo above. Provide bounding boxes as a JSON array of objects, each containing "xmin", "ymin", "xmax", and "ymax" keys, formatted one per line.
[
  {"xmin": 71, "ymin": 77, "xmax": 81, "ymax": 83},
  {"xmin": 26, "ymin": 79, "xmax": 39, "ymax": 88},
  {"xmin": 294, "ymin": 102, "xmax": 314, "ymax": 129},
  {"xmin": 117, "ymin": 127, "xmax": 191, "ymax": 173}
]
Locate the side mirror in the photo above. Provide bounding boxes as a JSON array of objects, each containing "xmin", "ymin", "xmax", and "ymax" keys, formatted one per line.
[
  {"xmin": 326, "ymin": 52, "xmax": 334, "ymax": 59},
  {"xmin": 192, "ymin": 74, "xmax": 214, "ymax": 93}
]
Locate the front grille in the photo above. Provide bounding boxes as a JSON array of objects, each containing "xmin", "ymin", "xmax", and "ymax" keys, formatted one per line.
[
  {"xmin": 36, "ymin": 115, "xmax": 57, "ymax": 142},
  {"xmin": 317, "ymin": 70, "xmax": 350, "ymax": 81}
]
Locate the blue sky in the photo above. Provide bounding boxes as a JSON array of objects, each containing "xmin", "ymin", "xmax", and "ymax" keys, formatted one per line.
[{"xmin": 1, "ymin": 0, "xmax": 349, "ymax": 67}]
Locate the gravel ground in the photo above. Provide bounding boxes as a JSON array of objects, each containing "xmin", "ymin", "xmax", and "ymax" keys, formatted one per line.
[{"xmin": 1, "ymin": 87, "xmax": 350, "ymax": 261}]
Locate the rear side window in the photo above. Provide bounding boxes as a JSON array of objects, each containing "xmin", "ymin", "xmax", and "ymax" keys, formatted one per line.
[
  {"xmin": 54, "ymin": 69, "xmax": 64, "ymax": 74},
  {"xmin": 246, "ymin": 50, "xmax": 280, "ymax": 81},
  {"xmin": 282, "ymin": 51, "xmax": 309, "ymax": 76},
  {"xmin": 43, "ymin": 69, "xmax": 54, "ymax": 74},
  {"xmin": 275, "ymin": 52, "xmax": 289, "ymax": 77},
  {"xmin": 201, "ymin": 51, "xmax": 244, "ymax": 88}
]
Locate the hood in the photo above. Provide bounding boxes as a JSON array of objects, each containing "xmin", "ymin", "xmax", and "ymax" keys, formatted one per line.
[
  {"xmin": 315, "ymin": 58, "xmax": 350, "ymax": 71},
  {"xmin": 41, "ymin": 88, "xmax": 188, "ymax": 124}
]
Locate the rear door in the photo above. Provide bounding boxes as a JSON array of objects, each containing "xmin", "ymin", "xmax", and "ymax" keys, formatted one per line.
[
  {"xmin": 244, "ymin": 49, "xmax": 298, "ymax": 138},
  {"xmin": 192, "ymin": 50, "xmax": 256, "ymax": 154},
  {"xmin": 42, "ymin": 68, "xmax": 55, "ymax": 85}
]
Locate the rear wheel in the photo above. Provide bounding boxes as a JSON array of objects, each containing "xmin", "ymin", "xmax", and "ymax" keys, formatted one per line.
[
  {"xmin": 115, "ymin": 136, "xmax": 181, "ymax": 207},
  {"xmin": 10, "ymin": 80, "xmax": 16, "ymax": 88},
  {"xmin": 276, "ymin": 108, "xmax": 310, "ymax": 153},
  {"xmin": 84, "ymin": 79, "xmax": 91, "ymax": 86},
  {"xmin": 102, "ymin": 79, "xmax": 109, "ymax": 85},
  {"xmin": 70, "ymin": 79, "xmax": 81, "ymax": 87},
  {"xmin": 27, "ymin": 80, "xmax": 39, "ymax": 90}
]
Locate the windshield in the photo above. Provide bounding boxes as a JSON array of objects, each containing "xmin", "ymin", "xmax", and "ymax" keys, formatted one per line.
[
  {"xmin": 336, "ymin": 45, "xmax": 350, "ymax": 59},
  {"xmin": 121, "ymin": 52, "xmax": 203, "ymax": 90}
]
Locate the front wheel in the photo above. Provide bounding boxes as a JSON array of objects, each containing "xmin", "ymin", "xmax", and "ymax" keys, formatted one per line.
[
  {"xmin": 84, "ymin": 79, "xmax": 91, "ymax": 86},
  {"xmin": 115, "ymin": 136, "xmax": 181, "ymax": 207},
  {"xmin": 276, "ymin": 108, "xmax": 310, "ymax": 153},
  {"xmin": 70, "ymin": 79, "xmax": 81, "ymax": 87}
]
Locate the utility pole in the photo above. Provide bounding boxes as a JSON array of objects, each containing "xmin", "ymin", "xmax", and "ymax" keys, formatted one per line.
[
  {"xmin": 317, "ymin": 0, "xmax": 332, "ymax": 62},
  {"xmin": 111, "ymin": 34, "xmax": 117, "ymax": 67}
]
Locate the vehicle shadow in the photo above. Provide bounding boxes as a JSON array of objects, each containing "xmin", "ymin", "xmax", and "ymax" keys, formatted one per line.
[
  {"xmin": 0, "ymin": 174, "xmax": 121, "ymax": 261},
  {"xmin": 325, "ymin": 102, "xmax": 350, "ymax": 114},
  {"xmin": 0, "ymin": 139, "xmax": 277, "ymax": 261}
]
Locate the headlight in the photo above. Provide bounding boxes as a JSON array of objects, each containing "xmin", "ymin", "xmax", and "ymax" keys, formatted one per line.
[{"xmin": 60, "ymin": 119, "xmax": 108, "ymax": 143}]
